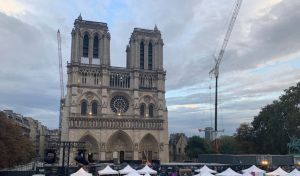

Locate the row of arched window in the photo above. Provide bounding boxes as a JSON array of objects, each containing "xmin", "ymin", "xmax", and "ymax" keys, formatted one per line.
[
  {"xmin": 140, "ymin": 42, "xmax": 153, "ymax": 70},
  {"xmin": 81, "ymin": 101, "xmax": 98, "ymax": 116},
  {"xmin": 80, "ymin": 101, "xmax": 155, "ymax": 117},
  {"xmin": 79, "ymin": 71, "xmax": 100, "ymax": 85},
  {"xmin": 140, "ymin": 103, "xmax": 155, "ymax": 117},
  {"xmin": 82, "ymin": 34, "xmax": 99, "ymax": 58}
]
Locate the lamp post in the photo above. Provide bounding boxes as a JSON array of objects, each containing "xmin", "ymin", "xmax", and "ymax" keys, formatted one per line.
[{"xmin": 261, "ymin": 159, "xmax": 269, "ymax": 171}]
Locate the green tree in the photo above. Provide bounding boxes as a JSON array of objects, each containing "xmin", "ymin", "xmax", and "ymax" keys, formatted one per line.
[
  {"xmin": 219, "ymin": 135, "xmax": 238, "ymax": 154},
  {"xmin": 185, "ymin": 136, "xmax": 212, "ymax": 159},
  {"xmin": 0, "ymin": 112, "xmax": 35, "ymax": 169},
  {"xmin": 234, "ymin": 123, "xmax": 256, "ymax": 154},
  {"xmin": 251, "ymin": 82, "xmax": 300, "ymax": 154}
]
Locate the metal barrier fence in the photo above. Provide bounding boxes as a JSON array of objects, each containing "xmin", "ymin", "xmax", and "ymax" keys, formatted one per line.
[{"xmin": 0, "ymin": 171, "xmax": 37, "ymax": 176}]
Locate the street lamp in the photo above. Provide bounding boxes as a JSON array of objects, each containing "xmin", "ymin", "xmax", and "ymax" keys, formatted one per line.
[
  {"xmin": 261, "ymin": 160, "xmax": 269, "ymax": 166},
  {"xmin": 261, "ymin": 159, "xmax": 269, "ymax": 171}
]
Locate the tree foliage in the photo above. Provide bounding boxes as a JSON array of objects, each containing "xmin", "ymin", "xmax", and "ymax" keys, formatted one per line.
[
  {"xmin": 185, "ymin": 136, "xmax": 212, "ymax": 159},
  {"xmin": 219, "ymin": 135, "xmax": 238, "ymax": 154},
  {"xmin": 235, "ymin": 82, "xmax": 300, "ymax": 154},
  {"xmin": 234, "ymin": 123, "xmax": 256, "ymax": 154},
  {"xmin": 0, "ymin": 112, "xmax": 35, "ymax": 169}
]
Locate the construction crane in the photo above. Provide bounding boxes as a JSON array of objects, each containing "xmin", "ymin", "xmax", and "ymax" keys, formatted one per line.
[
  {"xmin": 209, "ymin": 0, "xmax": 243, "ymax": 149},
  {"xmin": 57, "ymin": 30, "xmax": 65, "ymax": 139}
]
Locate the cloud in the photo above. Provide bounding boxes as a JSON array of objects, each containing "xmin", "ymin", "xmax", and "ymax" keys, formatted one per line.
[
  {"xmin": 0, "ymin": 0, "xmax": 300, "ymax": 136},
  {"xmin": 0, "ymin": 0, "xmax": 30, "ymax": 16},
  {"xmin": 0, "ymin": 12, "xmax": 60, "ymax": 128}
]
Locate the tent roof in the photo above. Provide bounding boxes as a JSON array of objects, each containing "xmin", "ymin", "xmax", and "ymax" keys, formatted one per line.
[
  {"xmin": 242, "ymin": 165, "xmax": 266, "ymax": 173},
  {"xmin": 125, "ymin": 170, "xmax": 142, "ymax": 176},
  {"xmin": 119, "ymin": 165, "xmax": 136, "ymax": 174},
  {"xmin": 144, "ymin": 173, "xmax": 151, "ymax": 176},
  {"xmin": 98, "ymin": 165, "xmax": 119, "ymax": 175},
  {"xmin": 70, "ymin": 168, "xmax": 93, "ymax": 176},
  {"xmin": 267, "ymin": 167, "xmax": 288, "ymax": 176},
  {"xmin": 284, "ymin": 168, "xmax": 300, "ymax": 176},
  {"xmin": 242, "ymin": 172, "xmax": 252, "ymax": 176},
  {"xmin": 195, "ymin": 165, "xmax": 217, "ymax": 173},
  {"xmin": 193, "ymin": 171, "xmax": 216, "ymax": 176},
  {"xmin": 137, "ymin": 165, "xmax": 157, "ymax": 174},
  {"xmin": 216, "ymin": 168, "xmax": 242, "ymax": 176}
]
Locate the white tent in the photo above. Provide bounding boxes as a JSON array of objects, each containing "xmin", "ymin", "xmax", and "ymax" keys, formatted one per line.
[
  {"xmin": 195, "ymin": 165, "xmax": 217, "ymax": 173},
  {"xmin": 137, "ymin": 165, "xmax": 157, "ymax": 174},
  {"xmin": 242, "ymin": 165, "xmax": 266, "ymax": 174},
  {"xmin": 242, "ymin": 172, "xmax": 252, "ymax": 176},
  {"xmin": 98, "ymin": 165, "xmax": 119, "ymax": 175},
  {"xmin": 125, "ymin": 170, "xmax": 142, "ymax": 176},
  {"xmin": 284, "ymin": 168, "xmax": 300, "ymax": 176},
  {"xmin": 216, "ymin": 168, "xmax": 242, "ymax": 176},
  {"xmin": 144, "ymin": 173, "xmax": 152, "ymax": 176},
  {"xmin": 70, "ymin": 168, "xmax": 93, "ymax": 176},
  {"xmin": 266, "ymin": 167, "xmax": 288, "ymax": 176},
  {"xmin": 193, "ymin": 171, "xmax": 216, "ymax": 176},
  {"xmin": 119, "ymin": 165, "xmax": 136, "ymax": 175}
]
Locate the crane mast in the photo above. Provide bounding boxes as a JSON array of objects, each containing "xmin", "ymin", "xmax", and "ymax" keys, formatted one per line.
[
  {"xmin": 57, "ymin": 30, "xmax": 64, "ymax": 99},
  {"xmin": 209, "ymin": 0, "xmax": 243, "ymax": 142},
  {"xmin": 57, "ymin": 30, "xmax": 65, "ymax": 139}
]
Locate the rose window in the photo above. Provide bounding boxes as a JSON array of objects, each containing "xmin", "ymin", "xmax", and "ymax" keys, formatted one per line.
[{"xmin": 110, "ymin": 95, "xmax": 129, "ymax": 113}]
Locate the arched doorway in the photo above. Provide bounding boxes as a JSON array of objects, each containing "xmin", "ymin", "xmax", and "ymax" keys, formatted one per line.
[
  {"xmin": 78, "ymin": 135, "xmax": 99, "ymax": 162},
  {"xmin": 139, "ymin": 134, "xmax": 159, "ymax": 162},
  {"xmin": 106, "ymin": 130, "xmax": 133, "ymax": 162}
]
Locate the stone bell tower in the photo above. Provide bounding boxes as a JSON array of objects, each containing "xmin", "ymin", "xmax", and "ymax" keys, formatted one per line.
[{"xmin": 61, "ymin": 15, "xmax": 169, "ymax": 163}]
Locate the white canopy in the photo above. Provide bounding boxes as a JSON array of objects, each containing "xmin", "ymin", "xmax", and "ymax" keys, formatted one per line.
[
  {"xmin": 119, "ymin": 165, "xmax": 136, "ymax": 175},
  {"xmin": 242, "ymin": 172, "xmax": 252, "ymax": 176},
  {"xmin": 144, "ymin": 173, "xmax": 152, "ymax": 176},
  {"xmin": 137, "ymin": 165, "xmax": 157, "ymax": 174},
  {"xmin": 284, "ymin": 168, "xmax": 300, "ymax": 176},
  {"xmin": 195, "ymin": 165, "xmax": 217, "ymax": 173},
  {"xmin": 216, "ymin": 168, "xmax": 242, "ymax": 176},
  {"xmin": 125, "ymin": 170, "xmax": 142, "ymax": 176},
  {"xmin": 242, "ymin": 165, "xmax": 266, "ymax": 173},
  {"xmin": 193, "ymin": 171, "xmax": 216, "ymax": 176},
  {"xmin": 266, "ymin": 167, "xmax": 288, "ymax": 176},
  {"xmin": 98, "ymin": 165, "xmax": 119, "ymax": 175},
  {"xmin": 70, "ymin": 168, "xmax": 93, "ymax": 176}
]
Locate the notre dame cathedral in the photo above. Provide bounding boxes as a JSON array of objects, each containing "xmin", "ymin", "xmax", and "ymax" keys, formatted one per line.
[{"xmin": 60, "ymin": 15, "xmax": 169, "ymax": 163}]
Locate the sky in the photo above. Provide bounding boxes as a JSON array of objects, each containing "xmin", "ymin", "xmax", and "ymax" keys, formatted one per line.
[{"xmin": 0, "ymin": 0, "xmax": 300, "ymax": 137}]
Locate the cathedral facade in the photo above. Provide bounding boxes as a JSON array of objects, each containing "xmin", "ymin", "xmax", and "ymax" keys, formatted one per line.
[{"xmin": 61, "ymin": 16, "xmax": 169, "ymax": 163}]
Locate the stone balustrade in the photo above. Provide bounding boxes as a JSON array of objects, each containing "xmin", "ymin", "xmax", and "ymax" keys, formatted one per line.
[{"xmin": 69, "ymin": 117, "xmax": 164, "ymax": 130}]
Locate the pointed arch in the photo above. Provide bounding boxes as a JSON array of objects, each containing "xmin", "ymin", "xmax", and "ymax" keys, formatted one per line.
[
  {"xmin": 82, "ymin": 34, "xmax": 89, "ymax": 57},
  {"xmin": 93, "ymin": 35, "xmax": 99, "ymax": 58},
  {"xmin": 139, "ymin": 133, "xmax": 159, "ymax": 161},
  {"xmin": 149, "ymin": 103, "xmax": 154, "ymax": 117},
  {"xmin": 78, "ymin": 134, "xmax": 99, "ymax": 160},
  {"xmin": 81, "ymin": 100, "xmax": 87, "ymax": 116},
  {"xmin": 148, "ymin": 42, "xmax": 153, "ymax": 70},
  {"xmin": 140, "ymin": 41, "xmax": 144, "ymax": 69},
  {"xmin": 140, "ymin": 103, "xmax": 146, "ymax": 116},
  {"xmin": 91, "ymin": 101, "xmax": 98, "ymax": 115},
  {"xmin": 106, "ymin": 130, "xmax": 134, "ymax": 161}
]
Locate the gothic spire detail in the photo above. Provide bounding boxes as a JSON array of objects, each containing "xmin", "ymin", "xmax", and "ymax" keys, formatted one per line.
[
  {"xmin": 154, "ymin": 24, "xmax": 158, "ymax": 32},
  {"xmin": 78, "ymin": 13, "xmax": 82, "ymax": 21}
]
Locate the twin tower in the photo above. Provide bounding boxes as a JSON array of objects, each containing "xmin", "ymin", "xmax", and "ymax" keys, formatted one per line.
[
  {"xmin": 61, "ymin": 15, "xmax": 169, "ymax": 163},
  {"xmin": 70, "ymin": 15, "xmax": 164, "ymax": 70}
]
